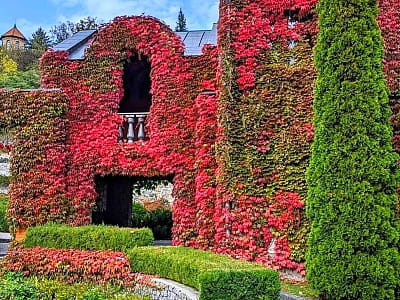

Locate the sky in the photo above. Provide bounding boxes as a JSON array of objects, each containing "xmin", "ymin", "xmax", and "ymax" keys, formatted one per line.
[{"xmin": 0, "ymin": 0, "xmax": 219, "ymax": 41}]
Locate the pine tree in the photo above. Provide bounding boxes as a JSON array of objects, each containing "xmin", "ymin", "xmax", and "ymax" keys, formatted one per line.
[
  {"xmin": 306, "ymin": 0, "xmax": 400, "ymax": 299},
  {"xmin": 175, "ymin": 9, "xmax": 188, "ymax": 32},
  {"xmin": 30, "ymin": 27, "xmax": 51, "ymax": 51}
]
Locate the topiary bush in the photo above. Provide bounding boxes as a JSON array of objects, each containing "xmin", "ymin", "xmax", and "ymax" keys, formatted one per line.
[
  {"xmin": 306, "ymin": 0, "xmax": 400, "ymax": 299},
  {"xmin": 0, "ymin": 194, "xmax": 8, "ymax": 232},
  {"xmin": 128, "ymin": 246, "xmax": 280, "ymax": 300},
  {"xmin": 24, "ymin": 224, "xmax": 154, "ymax": 252}
]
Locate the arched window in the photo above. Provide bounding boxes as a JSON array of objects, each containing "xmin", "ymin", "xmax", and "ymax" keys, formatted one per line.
[
  {"xmin": 118, "ymin": 54, "xmax": 152, "ymax": 113},
  {"xmin": 15, "ymin": 41, "xmax": 19, "ymax": 49},
  {"xmin": 5, "ymin": 40, "xmax": 11, "ymax": 50}
]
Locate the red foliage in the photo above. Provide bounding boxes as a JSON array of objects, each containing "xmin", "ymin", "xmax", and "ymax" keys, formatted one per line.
[
  {"xmin": 1, "ymin": 246, "xmax": 143, "ymax": 286},
  {"xmin": 0, "ymin": 144, "xmax": 11, "ymax": 153},
  {"xmin": 0, "ymin": 2, "xmax": 399, "ymax": 275},
  {"xmin": 214, "ymin": 0, "xmax": 399, "ymax": 274},
  {"xmin": 378, "ymin": 0, "xmax": 400, "ymax": 92}
]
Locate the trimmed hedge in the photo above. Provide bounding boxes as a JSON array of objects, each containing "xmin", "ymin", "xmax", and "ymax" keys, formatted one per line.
[
  {"xmin": 128, "ymin": 246, "xmax": 280, "ymax": 300},
  {"xmin": 24, "ymin": 224, "xmax": 154, "ymax": 252},
  {"xmin": 0, "ymin": 195, "xmax": 8, "ymax": 232}
]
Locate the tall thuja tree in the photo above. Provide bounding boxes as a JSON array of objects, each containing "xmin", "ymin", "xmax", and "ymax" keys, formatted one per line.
[{"xmin": 306, "ymin": 0, "xmax": 400, "ymax": 299}]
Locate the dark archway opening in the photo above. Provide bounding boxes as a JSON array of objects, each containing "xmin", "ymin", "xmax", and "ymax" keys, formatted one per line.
[
  {"xmin": 93, "ymin": 175, "xmax": 174, "ymax": 238},
  {"xmin": 118, "ymin": 54, "xmax": 152, "ymax": 113},
  {"xmin": 93, "ymin": 175, "xmax": 133, "ymax": 227}
]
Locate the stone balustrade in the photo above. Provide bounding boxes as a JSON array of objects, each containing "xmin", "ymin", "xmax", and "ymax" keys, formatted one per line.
[{"xmin": 118, "ymin": 113, "xmax": 149, "ymax": 143}]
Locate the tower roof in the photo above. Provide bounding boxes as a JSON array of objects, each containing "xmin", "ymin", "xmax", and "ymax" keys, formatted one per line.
[{"xmin": 1, "ymin": 24, "xmax": 27, "ymax": 41}]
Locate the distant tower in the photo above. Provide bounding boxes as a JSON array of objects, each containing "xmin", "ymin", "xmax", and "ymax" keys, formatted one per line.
[{"xmin": 1, "ymin": 24, "xmax": 27, "ymax": 50}]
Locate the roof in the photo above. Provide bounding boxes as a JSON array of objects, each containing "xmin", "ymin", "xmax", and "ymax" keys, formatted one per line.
[
  {"xmin": 53, "ymin": 23, "xmax": 217, "ymax": 60},
  {"xmin": 175, "ymin": 23, "xmax": 217, "ymax": 56},
  {"xmin": 52, "ymin": 29, "xmax": 97, "ymax": 60},
  {"xmin": 1, "ymin": 25, "xmax": 27, "ymax": 40}
]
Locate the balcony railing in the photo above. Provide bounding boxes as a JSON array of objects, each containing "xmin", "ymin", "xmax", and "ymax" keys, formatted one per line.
[{"xmin": 118, "ymin": 113, "xmax": 149, "ymax": 143}]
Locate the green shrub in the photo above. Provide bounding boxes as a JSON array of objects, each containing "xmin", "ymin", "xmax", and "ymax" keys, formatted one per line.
[
  {"xmin": 24, "ymin": 224, "xmax": 154, "ymax": 252},
  {"xmin": 131, "ymin": 203, "xmax": 172, "ymax": 240},
  {"xmin": 0, "ymin": 272, "xmax": 40, "ymax": 300},
  {"xmin": 131, "ymin": 202, "xmax": 150, "ymax": 228},
  {"xmin": 147, "ymin": 209, "xmax": 172, "ymax": 240},
  {"xmin": 307, "ymin": 0, "xmax": 400, "ymax": 299},
  {"xmin": 0, "ymin": 175, "xmax": 10, "ymax": 187},
  {"xmin": 33, "ymin": 278, "xmax": 145, "ymax": 300},
  {"xmin": 0, "ymin": 194, "xmax": 8, "ymax": 232},
  {"xmin": 0, "ymin": 272, "xmax": 146, "ymax": 300},
  {"xmin": 128, "ymin": 246, "xmax": 280, "ymax": 300}
]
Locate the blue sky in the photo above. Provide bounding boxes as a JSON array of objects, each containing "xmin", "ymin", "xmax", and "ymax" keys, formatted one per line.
[{"xmin": 0, "ymin": 0, "xmax": 219, "ymax": 41}]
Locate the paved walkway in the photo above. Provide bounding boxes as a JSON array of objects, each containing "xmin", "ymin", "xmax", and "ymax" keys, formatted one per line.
[{"xmin": 153, "ymin": 240, "xmax": 172, "ymax": 246}]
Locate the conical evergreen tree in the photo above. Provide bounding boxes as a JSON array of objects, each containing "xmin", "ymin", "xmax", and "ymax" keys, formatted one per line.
[
  {"xmin": 175, "ymin": 8, "xmax": 188, "ymax": 32},
  {"xmin": 306, "ymin": 0, "xmax": 400, "ymax": 299},
  {"xmin": 30, "ymin": 27, "xmax": 51, "ymax": 51}
]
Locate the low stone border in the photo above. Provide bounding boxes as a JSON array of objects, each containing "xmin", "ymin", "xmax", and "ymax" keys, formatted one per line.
[
  {"xmin": 280, "ymin": 291, "xmax": 310, "ymax": 300},
  {"xmin": 135, "ymin": 278, "xmax": 200, "ymax": 300},
  {"xmin": 135, "ymin": 277, "xmax": 310, "ymax": 300}
]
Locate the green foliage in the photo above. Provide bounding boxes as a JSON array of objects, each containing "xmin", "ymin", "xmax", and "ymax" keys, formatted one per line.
[
  {"xmin": 147, "ymin": 209, "xmax": 172, "ymax": 240},
  {"xmin": 0, "ymin": 175, "xmax": 10, "ymax": 187},
  {"xmin": 131, "ymin": 203, "xmax": 172, "ymax": 240},
  {"xmin": 30, "ymin": 27, "xmax": 51, "ymax": 52},
  {"xmin": 33, "ymin": 279, "xmax": 145, "ymax": 300},
  {"xmin": 6, "ymin": 49, "xmax": 42, "ymax": 71},
  {"xmin": 0, "ymin": 272, "xmax": 145, "ymax": 300},
  {"xmin": 175, "ymin": 8, "xmax": 188, "ymax": 32},
  {"xmin": 0, "ymin": 68, "xmax": 40, "ymax": 89},
  {"xmin": 0, "ymin": 49, "xmax": 17, "ymax": 75},
  {"xmin": 50, "ymin": 17, "xmax": 100, "ymax": 44},
  {"xmin": 24, "ymin": 224, "xmax": 154, "ymax": 252},
  {"xmin": 306, "ymin": 0, "xmax": 400, "ymax": 299},
  {"xmin": 128, "ymin": 246, "xmax": 280, "ymax": 300},
  {"xmin": 131, "ymin": 202, "xmax": 150, "ymax": 228},
  {"xmin": 280, "ymin": 280, "xmax": 319, "ymax": 300},
  {"xmin": 0, "ymin": 195, "xmax": 9, "ymax": 232},
  {"xmin": 0, "ymin": 272, "xmax": 40, "ymax": 300}
]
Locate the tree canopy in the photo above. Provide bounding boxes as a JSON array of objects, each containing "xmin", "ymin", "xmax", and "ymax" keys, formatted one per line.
[
  {"xmin": 30, "ymin": 27, "xmax": 51, "ymax": 51},
  {"xmin": 50, "ymin": 16, "xmax": 100, "ymax": 44},
  {"xmin": 175, "ymin": 9, "xmax": 188, "ymax": 32}
]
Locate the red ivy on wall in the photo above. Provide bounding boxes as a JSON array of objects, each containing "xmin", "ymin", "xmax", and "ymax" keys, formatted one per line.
[
  {"xmin": 0, "ymin": 1, "xmax": 399, "ymax": 275},
  {"xmin": 215, "ymin": 0, "xmax": 399, "ymax": 274},
  {"xmin": 2, "ymin": 16, "xmax": 219, "ymax": 250}
]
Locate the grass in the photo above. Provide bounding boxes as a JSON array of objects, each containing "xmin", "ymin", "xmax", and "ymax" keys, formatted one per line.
[
  {"xmin": 0, "ymin": 272, "xmax": 150, "ymax": 300},
  {"xmin": 281, "ymin": 279, "xmax": 319, "ymax": 299}
]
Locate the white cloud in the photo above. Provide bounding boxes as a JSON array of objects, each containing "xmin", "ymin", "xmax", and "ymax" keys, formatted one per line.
[
  {"xmin": 55, "ymin": 0, "xmax": 218, "ymax": 30},
  {"xmin": 49, "ymin": 0, "xmax": 80, "ymax": 8}
]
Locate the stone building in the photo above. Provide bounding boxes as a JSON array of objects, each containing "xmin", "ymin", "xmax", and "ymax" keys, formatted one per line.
[{"xmin": 0, "ymin": 24, "xmax": 27, "ymax": 50}]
